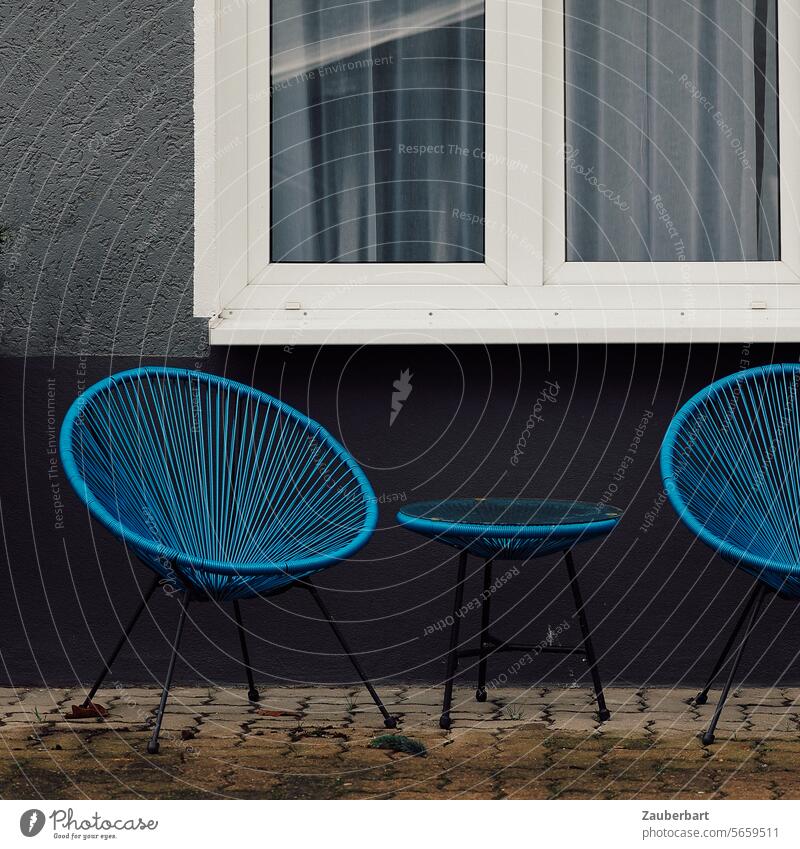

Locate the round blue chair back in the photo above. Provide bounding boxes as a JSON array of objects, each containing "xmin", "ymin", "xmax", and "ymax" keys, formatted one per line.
[
  {"xmin": 661, "ymin": 364, "xmax": 800, "ymax": 580},
  {"xmin": 60, "ymin": 368, "xmax": 377, "ymax": 598}
]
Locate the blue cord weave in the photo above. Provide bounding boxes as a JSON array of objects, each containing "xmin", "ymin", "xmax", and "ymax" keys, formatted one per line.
[
  {"xmin": 60, "ymin": 368, "xmax": 378, "ymax": 600},
  {"xmin": 661, "ymin": 363, "xmax": 800, "ymax": 597}
]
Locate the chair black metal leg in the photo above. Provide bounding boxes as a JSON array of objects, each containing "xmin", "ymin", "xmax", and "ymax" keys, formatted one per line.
[
  {"xmin": 440, "ymin": 550, "xmax": 468, "ymax": 729},
  {"xmin": 82, "ymin": 574, "xmax": 160, "ymax": 708},
  {"xmin": 147, "ymin": 593, "xmax": 190, "ymax": 755},
  {"xmin": 695, "ymin": 582, "xmax": 762, "ymax": 705},
  {"xmin": 565, "ymin": 549, "xmax": 610, "ymax": 722},
  {"xmin": 233, "ymin": 600, "xmax": 259, "ymax": 703},
  {"xmin": 475, "ymin": 558, "xmax": 494, "ymax": 702},
  {"xmin": 702, "ymin": 584, "xmax": 766, "ymax": 746},
  {"xmin": 306, "ymin": 581, "xmax": 398, "ymax": 729}
]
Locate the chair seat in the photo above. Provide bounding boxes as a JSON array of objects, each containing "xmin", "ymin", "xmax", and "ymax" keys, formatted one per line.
[
  {"xmin": 397, "ymin": 498, "xmax": 621, "ymax": 559},
  {"xmin": 133, "ymin": 544, "xmax": 336, "ymax": 600}
]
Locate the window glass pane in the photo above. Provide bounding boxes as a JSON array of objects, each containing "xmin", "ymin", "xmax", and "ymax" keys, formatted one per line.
[
  {"xmin": 270, "ymin": 0, "xmax": 485, "ymax": 263},
  {"xmin": 565, "ymin": 0, "xmax": 780, "ymax": 262}
]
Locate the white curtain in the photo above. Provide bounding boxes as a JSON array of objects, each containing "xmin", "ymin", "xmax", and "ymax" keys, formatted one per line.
[
  {"xmin": 271, "ymin": 0, "xmax": 485, "ymax": 262},
  {"xmin": 565, "ymin": 0, "xmax": 779, "ymax": 262}
]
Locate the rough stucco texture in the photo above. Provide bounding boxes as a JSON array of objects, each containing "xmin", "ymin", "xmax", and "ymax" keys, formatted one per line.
[{"xmin": 0, "ymin": 0, "xmax": 205, "ymax": 356}]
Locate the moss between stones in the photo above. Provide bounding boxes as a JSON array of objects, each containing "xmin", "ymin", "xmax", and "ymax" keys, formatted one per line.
[{"xmin": 369, "ymin": 734, "xmax": 427, "ymax": 757}]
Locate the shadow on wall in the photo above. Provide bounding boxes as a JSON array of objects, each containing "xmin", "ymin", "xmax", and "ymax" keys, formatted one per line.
[{"xmin": 1, "ymin": 342, "xmax": 799, "ymax": 689}]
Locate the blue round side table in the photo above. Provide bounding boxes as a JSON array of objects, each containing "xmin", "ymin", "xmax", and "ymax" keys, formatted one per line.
[{"xmin": 397, "ymin": 498, "xmax": 621, "ymax": 729}]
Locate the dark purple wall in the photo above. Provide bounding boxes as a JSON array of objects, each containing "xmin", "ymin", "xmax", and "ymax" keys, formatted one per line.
[{"xmin": 2, "ymin": 344, "xmax": 799, "ymax": 691}]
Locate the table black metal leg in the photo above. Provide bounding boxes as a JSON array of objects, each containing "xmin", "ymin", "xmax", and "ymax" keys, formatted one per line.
[
  {"xmin": 475, "ymin": 558, "xmax": 494, "ymax": 702},
  {"xmin": 440, "ymin": 550, "xmax": 468, "ymax": 729},
  {"xmin": 565, "ymin": 549, "xmax": 610, "ymax": 722}
]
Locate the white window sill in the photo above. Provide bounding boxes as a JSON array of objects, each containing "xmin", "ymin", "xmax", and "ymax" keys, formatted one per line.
[{"xmin": 209, "ymin": 306, "xmax": 800, "ymax": 346}]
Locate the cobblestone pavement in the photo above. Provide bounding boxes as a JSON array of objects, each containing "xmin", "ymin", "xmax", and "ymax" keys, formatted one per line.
[{"xmin": 2, "ymin": 685, "xmax": 800, "ymax": 799}]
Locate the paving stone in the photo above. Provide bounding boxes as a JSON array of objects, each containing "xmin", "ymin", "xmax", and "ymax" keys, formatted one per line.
[
  {"xmin": 495, "ymin": 686, "xmax": 549, "ymax": 700},
  {"xmin": 716, "ymin": 778, "xmax": 775, "ymax": 799},
  {"xmin": 398, "ymin": 691, "xmax": 444, "ymax": 706},
  {"xmin": 349, "ymin": 714, "xmax": 396, "ymax": 730},
  {"xmin": 732, "ymin": 687, "xmax": 784, "ymax": 701},
  {"xmin": 548, "ymin": 711, "xmax": 601, "ymax": 732},
  {"xmin": 597, "ymin": 715, "xmax": 652, "ymax": 734},
  {"xmin": 246, "ymin": 719, "xmax": 303, "ymax": 732},
  {"xmin": 195, "ymin": 705, "xmax": 256, "ymax": 718},
  {"xmin": 544, "ymin": 687, "xmax": 594, "ymax": 702},
  {"xmin": 744, "ymin": 714, "xmax": 797, "ymax": 733},
  {"xmin": 0, "ymin": 688, "xmax": 27, "ymax": 699},
  {"xmin": 248, "ymin": 698, "xmax": 303, "ymax": 710},
  {"xmin": 3, "ymin": 685, "xmax": 800, "ymax": 799},
  {"xmin": 302, "ymin": 711, "xmax": 351, "ymax": 725},
  {"xmin": 648, "ymin": 719, "xmax": 706, "ymax": 738},
  {"xmin": 542, "ymin": 700, "xmax": 605, "ymax": 714},
  {"xmin": 157, "ymin": 715, "xmax": 202, "ymax": 732},
  {"xmin": 645, "ymin": 687, "xmax": 698, "ymax": 701},
  {"xmin": 166, "ymin": 687, "xmax": 216, "ymax": 701},
  {"xmin": 598, "ymin": 688, "xmax": 644, "ymax": 705},
  {"xmin": 644, "ymin": 693, "xmax": 696, "ymax": 712},
  {"xmin": 14, "ymin": 689, "xmax": 69, "ymax": 705}
]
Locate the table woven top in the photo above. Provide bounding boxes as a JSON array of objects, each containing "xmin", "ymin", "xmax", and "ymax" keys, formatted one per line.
[{"xmin": 398, "ymin": 498, "xmax": 621, "ymax": 529}]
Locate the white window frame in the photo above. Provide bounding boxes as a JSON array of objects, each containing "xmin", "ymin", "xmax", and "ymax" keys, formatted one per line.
[{"xmin": 195, "ymin": 0, "xmax": 800, "ymax": 344}]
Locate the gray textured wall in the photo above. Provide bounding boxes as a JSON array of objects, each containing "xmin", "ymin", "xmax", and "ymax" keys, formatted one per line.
[
  {"xmin": 2, "ymin": 4, "xmax": 800, "ymax": 692},
  {"xmin": 1, "ymin": 0, "xmax": 204, "ymax": 356}
]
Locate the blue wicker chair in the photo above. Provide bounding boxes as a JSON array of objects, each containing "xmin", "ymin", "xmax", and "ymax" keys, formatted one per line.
[
  {"xmin": 661, "ymin": 363, "xmax": 800, "ymax": 744},
  {"xmin": 60, "ymin": 367, "xmax": 396, "ymax": 753}
]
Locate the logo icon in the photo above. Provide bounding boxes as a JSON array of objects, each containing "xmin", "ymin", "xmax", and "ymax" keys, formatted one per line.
[
  {"xmin": 390, "ymin": 369, "xmax": 413, "ymax": 426},
  {"xmin": 20, "ymin": 810, "xmax": 45, "ymax": 837}
]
